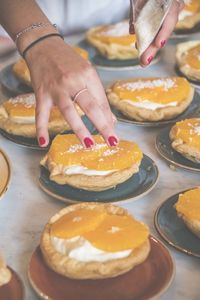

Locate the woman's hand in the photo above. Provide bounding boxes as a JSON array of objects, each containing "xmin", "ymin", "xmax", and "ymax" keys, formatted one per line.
[
  {"xmin": 139, "ymin": 0, "xmax": 184, "ymax": 66},
  {"xmin": 25, "ymin": 36, "xmax": 118, "ymax": 148}
]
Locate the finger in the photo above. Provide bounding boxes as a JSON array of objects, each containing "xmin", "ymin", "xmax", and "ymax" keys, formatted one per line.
[
  {"xmin": 154, "ymin": 0, "xmax": 182, "ymax": 49},
  {"xmin": 75, "ymin": 90, "xmax": 119, "ymax": 146},
  {"xmin": 86, "ymin": 68, "xmax": 114, "ymax": 125},
  {"xmin": 35, "ymin": 95, "xmax": 52, "ymax": 147},
  {"xmin": 57, "ymin": 96, "xmax": 95, "ymax": 148}
]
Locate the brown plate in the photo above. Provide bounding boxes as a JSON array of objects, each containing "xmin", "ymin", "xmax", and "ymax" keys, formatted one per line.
[
  {"xmin": 28, "ymin": 236, "xmax": 174, "ymax": 300},
  {"xmin": 0, "ymin": 268, "xmax": 24, "ymax": 300},
  {"xmin": 0, "ymin": 148, "xmax": 11, "ymax": 200}
]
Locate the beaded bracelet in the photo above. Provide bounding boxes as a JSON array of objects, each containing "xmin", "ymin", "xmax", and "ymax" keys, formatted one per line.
[
  {"xmin": 22, "ymin": 33, "xmax": 64, "ymax": 58},
  {"xmin": 15, "ymin": 22, "xmax": 57, "ymax": 44}
]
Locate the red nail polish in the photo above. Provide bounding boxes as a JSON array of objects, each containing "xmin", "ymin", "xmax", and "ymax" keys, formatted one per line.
[
  {"xmin": 84, "ymin": 137, "xmax": 94, "ymax": 148},
  {"xmin": 39, "ymin": 137, "xmax": 46, "ymax": 146},
  {"xmin": 108, "ymin": 136, "xmax": 118, "ymax": 147},
  {"xmin": 161, "ymin": 40, "xmax": 166, "ymax": 48},
  {"xmin": 129, "ymin": 24, "xmax": 135, "ymax": 34},
  {"xmin": 147, "ymin": 56, "xmax": 153, "ymax": 64}
]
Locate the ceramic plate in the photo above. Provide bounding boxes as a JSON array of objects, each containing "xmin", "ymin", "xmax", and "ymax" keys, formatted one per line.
[
  {"xmin": 0, "ymin": 267, "xmax": 24, "ymax": 300},
  {"xmin": 0, "ymin": 149, "xmax": 11, "ymax": 199},
  {"xmin": 155, "ymin": 189, "xmax": 200, "ymax": 257},
  {"xmin": 175, "ymin": 65, "xmax": 200, "ymax": 89},
  {"xmin": 78, "ymin": 39, "xmax": 160, "ymax": 71},
  {"xmin": 28, "ymin": 237, "xmax": 174, "ymax": 300},
  {"xmin": 171, "ymin": 23, "xmax": 200, "ymax": 39},
  {"xmin": 0, "ymin": 64, "xmax": 32, "ymax": 96},
  {"xmin": 39, "ymin": 154, "xmax": 158, "ymax": 204},
  {"xmin": 111, "ymin": 91, "xmax": 200, "ymax": 127},
  {"xmin": 0, "ymin": 116, "xmax": 96, "ymax": 150},
  {"xmin": 156, "ymin": 126, "xmax": 200, "ymax": 172}
]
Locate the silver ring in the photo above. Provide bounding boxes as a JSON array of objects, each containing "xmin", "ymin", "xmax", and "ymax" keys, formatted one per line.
[{"xmin": 72, "ymin": 88, "xmax": 88, "ymax": 102}]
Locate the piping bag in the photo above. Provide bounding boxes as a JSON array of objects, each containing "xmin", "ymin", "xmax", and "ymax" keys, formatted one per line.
[{"xmin": 129, "ymin": 0, "xmax": 173, "ymax": 56}]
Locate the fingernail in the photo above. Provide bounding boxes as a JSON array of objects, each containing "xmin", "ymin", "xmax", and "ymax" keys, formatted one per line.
[
  {"xmin": 84, "ymin": 137, "xmax": 94, "ymax": 148},
  {"xmin": 39, "ymin": 136, "xmax": 46, "ymax": 146},
  {"xmin": 129, "ymin": 24, "xmax": 135, "ymax": 34},
  {"xmin": 108, "ymin": 136, "xmax": 118, "ymax": 147},
  {"xmin": 147, "ymin": 56, "xmax": 153, "ymax": 64},
  {"xmin": 160, "ymin": 40, "xmax": 166, "ymax": 48}
]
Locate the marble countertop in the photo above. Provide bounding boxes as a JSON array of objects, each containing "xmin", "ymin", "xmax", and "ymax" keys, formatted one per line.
[{"xmin": 0, "ymin": 34, "xmax": 200, "ymax": 300}]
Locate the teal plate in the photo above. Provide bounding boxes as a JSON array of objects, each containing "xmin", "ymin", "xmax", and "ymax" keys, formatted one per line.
[
  {"xmin": 154, "ymin": 189, "xmax": 200, "ymax": 257},
  {"xmin": 111, "ymin": 91, "xmax": 200, "ymax": 127},
  {"xmin": 0, "ymin": 115, "xmax": 96, "ymax": 150},
  {"xmin": 156, "ymin": 126, "xmax": 200, "ymax": 172},
  {"xmin": 0, "ymin": 63, "xmax": 32, "ymax": 96},
  {"xmin": 39, "ymin": 154, "xmax": 158, "ymax": 204},
  {"xmin": 78, "ymin": 39, "xmax": 160, "ymax": 70}
]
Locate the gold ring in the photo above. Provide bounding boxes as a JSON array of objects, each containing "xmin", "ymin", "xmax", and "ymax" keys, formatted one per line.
[{"xmin": 72, "ymin": 88, "xmax": 88, "ymax": 102}]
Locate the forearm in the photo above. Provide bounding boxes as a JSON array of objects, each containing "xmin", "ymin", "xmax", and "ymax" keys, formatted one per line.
[{"xmin": 0, "ymin": 0, "xmax": 51, "ymax": 39}]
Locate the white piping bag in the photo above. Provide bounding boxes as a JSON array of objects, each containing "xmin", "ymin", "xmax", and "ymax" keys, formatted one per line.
[{"xmin": 129, "ymin": 0, "xmax": 173, "ymax": 56}]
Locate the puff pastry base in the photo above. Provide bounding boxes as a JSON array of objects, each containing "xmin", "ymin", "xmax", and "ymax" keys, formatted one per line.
[
  {"xmin": 0, "ymin": 256, "xmax": 11, "ymax": 287},
  {"xmin": 176, "ymin": 12, "xmax": 200, "ymax": 31},
  {"xmin": 86, "ymin": 27, "xmax": 138, "ymax": 60},
  {"xmin": 0, "ymin": 94, "xmax": 84, "ymax": 138},
  {"xmin": 170, "ymin": 125, "xmax": 200, "ymax": 163},
  {"xmin": 41, "ymin": 154, "xmax": 141, "ymax": 191},
  {"xmin": 177, "ymin": 212, "xmax": 200, "ymax": 239},
  {"xmin": 176, "ymin": 41, "xmax": 200, "ymax": 82},
  {"xmin": 41, "ymin": 203, "xmax": 150, "ymax": 279},
  {"xmin": 12, "ymin": 58, "xmax": 31, "ymax": 86},
  {"xmin": 106, "ymin": 85, "xmax": 194, "ymax": 122}
]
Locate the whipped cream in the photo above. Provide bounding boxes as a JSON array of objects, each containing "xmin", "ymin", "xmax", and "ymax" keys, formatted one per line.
[
  {"xmin": 51, "ymin": 236, "xmax": 132, "ymax": 262},
  {"xmin": 178, "ymin": 10, "xmax": 193, "ymax": 21},
  {"xmin": 194, "ymin": 126, "xmax": 200, "ymax": 135},
  {"xmin": 120, "ymin": 79, "xmax": 176, "ymax": 92},
  {"xmin": 124, "ymin": 99, "xmax": 177, "ymax": 110},
  {"xmin": 63, "ymin": 165, "xmax": 116, "ymax": 176},
  {"xmin": 8, "ymin": 94, "xmax": 35, "ymax": 108},
  {"xmin": 10, "ymin": 115, "xmax": 35, "ymax": 124},
  {"xmin": 99, "ymin": 21, "xmax": 129, "ymax": 37}
]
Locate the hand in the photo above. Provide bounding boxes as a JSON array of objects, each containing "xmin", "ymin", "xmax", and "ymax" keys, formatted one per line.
[
  {"xmin": 131, "ymin": 0, "xmax": 184, "ymax": 66},
  {"xmin": 25, "ymin": 37, "xmax": 118, "ymax": 148}
]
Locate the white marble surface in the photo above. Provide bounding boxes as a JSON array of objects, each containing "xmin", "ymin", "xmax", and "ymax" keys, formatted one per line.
[{"xmin": 0, "ymin": 34, "xmax": 200, "ymax": 300}]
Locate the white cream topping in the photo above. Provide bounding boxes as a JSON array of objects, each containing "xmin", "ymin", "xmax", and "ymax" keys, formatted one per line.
[
  {"xmin": 10, "ymin": 115, "xmax": 35, "ymax": 124},
  {"xmin": 124, "ymin": 99, "xmax": 177, "ymax": 110},
  {"xmin": 51, "ymin": 236, "xmax": 132, "ymax": 262},
  {"xmin": 178, "ymin": 9, "xmax": 193, "ymax": 21},
  {"xmin": 120, "ymin": 79, "xmax": 176, "ymax": 91},
  {"xmin": 194, "ymin": 126, "xmax": 200, "ymax": 135},
  {"xmin": 8, "ymin": 94, "xmax": 35, "ymax": 108},
  {"xmin": 99, "ymin": 21, "xmax": 129, "ymax": 37},
  {"xmin": 63, "ymin": 165, "xmax": 116, "ymax": 176}
]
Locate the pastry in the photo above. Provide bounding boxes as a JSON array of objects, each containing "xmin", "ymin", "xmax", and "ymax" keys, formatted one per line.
[
  {"xmin": 176, "ymin": 0, "xmax": 200, "ymax": 31},
  {"xmin": 12, "ymin": 46, "xmax": 89, "ymax": 86},
  {"xmin": 0, "ymin": 255, "xmax": 11, "ymax": 287},
  {"xmin": 106, "ymin": 77, "xmax": 194, "ymax": 121},
  {"xmin": 0, "ymin": 94, "xmax": 83, "ymax": 138},
  {"xmin": 170, "ymin": 118, "xmax": 200, "ymax": 163},
  {"xmin": 40, "ymin": 202, "xmax": 150, "ymax": 279},
  {"xmin": 41, "ymin": 134, "xmax": 143, "ymax": 191},
  {"xmin": 176, "ymin": 41, "xmax": 200, "ymax": 82},
  {"xmin": 86, "ymin": 20, "xmax": 138, "ymax": 60},
  {"xmin": 175, "ymin": 187, "xmax": 200, "ymax": 238}
]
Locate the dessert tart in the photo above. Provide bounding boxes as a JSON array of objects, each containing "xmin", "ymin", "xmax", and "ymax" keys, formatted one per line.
[
  {"xmin": 170, "ymin": 118, "xmax": 200, "ymax": 163},
  {"xmin": 176, "ymin": 41, "xmax": 200, "ymax": 82},
  {"xmin": 175, "ymin": 187, "xmax": 200, "ymax": 239},
  {"xmin": 86, "ymin": 20, "xmax": 138, "ymax": 60},
  {"xmin": 41, "ymin": 134, "xmax": 143, "ymax": 191},
  {"xmin": 40, "ymin": 202, "xmax": 150, "ymax": 279},
  {"xmin": 12, "ymin": 46, "xmax": 89, "ymax": 86},
  {"xmin": 176, "ymin": 0, "xmax": 200, "ymax": 31},
  {"xmin": 106, "ymin": 77, "xmax": 194, "ymax": 121},
  {"xmin": 0, "ymin": 255, "xmax": 11, "ymax": 287},
  {"xmin": 0, "ymin": 94, "xmax": 83, "ymax": 138}
]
